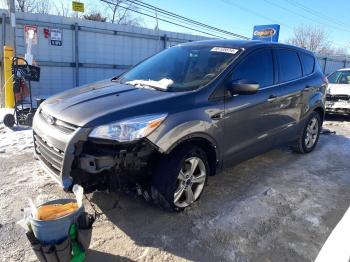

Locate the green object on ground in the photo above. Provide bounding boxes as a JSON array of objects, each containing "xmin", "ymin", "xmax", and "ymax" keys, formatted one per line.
[{"xmin": 69, "ymin": 224, "xmax": 85, "ymax": 262}]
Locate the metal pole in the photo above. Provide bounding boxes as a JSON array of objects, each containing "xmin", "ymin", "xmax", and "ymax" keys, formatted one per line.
[
  {"xmin": 1, "ymin": 13, "xmax": 6, "ymax": 50},
  {"xmin": 7, "ymin": 0, "xmax": 16, "ymax": 55},
  {"xmin": 163, "ymin": 34, "xmax": 167, "ymax": 49},
  {"xmin": 1, "ymin": 13, "xmax": 6, "ymax": 107},
  {"xmin": 74, "ymin": 23, "xmax": 79, "ymax": 87},
  {"xmin": 344, "ymin": 59, "xmax": 347, "ymax": 68},
  {"xmin": 323, "ymin": 57, "xmax": 327, "ymax": 74}
]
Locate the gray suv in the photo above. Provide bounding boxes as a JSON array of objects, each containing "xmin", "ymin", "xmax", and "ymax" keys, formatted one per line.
[{"xmin": 33, "ymin": 40, "xmax": 327, "ymax": 210}]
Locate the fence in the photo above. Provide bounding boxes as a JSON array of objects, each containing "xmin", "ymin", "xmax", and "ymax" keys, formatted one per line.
[
  {"xmin": 1, "ymin": 10, "xmax": 350, "ymax": 106},
  {"xmin": 317, "ymin": 56, "xmax": 350, "ymax": 75},
  {"xmin": 0, "ymin": 10, "xmax": 207, "ymax": 104}
]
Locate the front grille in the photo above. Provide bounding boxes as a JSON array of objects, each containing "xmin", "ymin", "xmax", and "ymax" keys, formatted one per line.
[
  {"xmin": 326, "ymin": 94, "xmax": 350, "ymax": 101},
  {"xmin": 39, "ymin": 110, "xmax": 77, "ymax": 134},
  {"xmin": 34, "ymin": 133, "xmax": 64, "ymax": 175}
]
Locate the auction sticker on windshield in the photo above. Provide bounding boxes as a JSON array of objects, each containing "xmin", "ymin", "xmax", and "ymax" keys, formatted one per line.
[{"xmin": 211, "ymin": 47, "xmax": 238, "ymax": 54}]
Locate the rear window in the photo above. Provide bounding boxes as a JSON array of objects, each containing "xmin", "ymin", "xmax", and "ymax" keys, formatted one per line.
[
  {"xmin": 300, "ymin": 53, "xmax": 315, "ymax": 75},
  {"xmin": 277, "ymin": 49, "xmax": 302, "ymax": 82}
]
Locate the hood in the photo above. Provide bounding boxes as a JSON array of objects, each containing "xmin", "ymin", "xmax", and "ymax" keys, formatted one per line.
[
  {"xmin": 41, "ymin": 79, "xmax": 190, "ymax": 127},
  {"xmin": 327, "ymin": 84, "xmax": 350, "ymax": 96}
]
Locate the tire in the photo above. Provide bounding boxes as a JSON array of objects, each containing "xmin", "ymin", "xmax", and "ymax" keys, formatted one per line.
[
  {"xmin": 151, "ymin": 144, "xmax": 209, "ymax": 211},
  {"xmin": 3, "ymin": 114, "xmax": 15, "ymax": 128},
  {"xmin": 25, "ymin": 112, "xmax": 34, "ymax": 126},
  {"xmin": 292, "ymin": 111, "xmax": 321, "ymax": 154}
]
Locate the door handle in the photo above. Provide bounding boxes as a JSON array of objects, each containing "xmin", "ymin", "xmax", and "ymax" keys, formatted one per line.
[
  {"xmin": 211, "ymin": 112, "xmax": 224, "ymax": 120},
  {"xmin": 267, "ymin": 95, "xmax": 277, "ymax": 102},
  {"xmin": 303, "ymin": 85, "xmax": 312, "ymax": 91}
]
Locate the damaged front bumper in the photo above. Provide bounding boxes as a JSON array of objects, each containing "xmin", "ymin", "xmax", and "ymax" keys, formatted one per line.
[
  {"xmin": 326, "ymin": 94, "xmax": 350, "ymax": 114},
  {"xmin": 33, "ymin": 111, "xmax": 159, "ymax": 191}
]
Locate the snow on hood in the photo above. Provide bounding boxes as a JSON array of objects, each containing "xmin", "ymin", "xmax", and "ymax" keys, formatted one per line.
[
  {"xmin": 327, "ymin": 84, "xmax": 350, "ymax": 96},
  {"xmin": 126, "ymin": 78, "xmax": 174, "ymax": 90}
]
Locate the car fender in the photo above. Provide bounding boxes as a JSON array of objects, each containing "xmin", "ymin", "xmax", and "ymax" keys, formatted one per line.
[
  {"xmin": 303, "ymin": 90, "xmax": 325, "ymax": 120},
  {"xmin": 147, "ymin": 119, "xmax": 221, "ymax": 159}
]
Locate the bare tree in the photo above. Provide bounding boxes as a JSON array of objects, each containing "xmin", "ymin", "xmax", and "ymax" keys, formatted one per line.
[
  {"xmin": 16, "ymin": 0, "xmax": 37, "ymax": 12},
  {"xmin": 15, "ymin": 0, "xmax": 50, "ymax": 13},
  {"xmin": 83, "ymin": 12, "xmax": 107, "ymax": 22},
  {"xmin": 35, "ymin": 0, "xmax": 50, "ymax": 14},
  {"xmin": 53, "ymin": 0, "xmax": 71, "ymax": 17},
  {"xmin": 286, "ymin": 25, "xmax": 347, "ymax": 56},
  {"xmin": 103, "ymin": 0, "xmax": 142, "ymax": 26},
  {"xmin": 14, "ymin": 0, "xmax": 142, "ymax": 26}
]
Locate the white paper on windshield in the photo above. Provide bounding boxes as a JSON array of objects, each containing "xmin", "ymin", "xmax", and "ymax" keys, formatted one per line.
[
  {"xmin": 126, "ymin": 78, "xmax": 174, "ymax": 90},
  {"xmin": 211, "ymin": 47, "xmax": 239, "ymax": 54}
]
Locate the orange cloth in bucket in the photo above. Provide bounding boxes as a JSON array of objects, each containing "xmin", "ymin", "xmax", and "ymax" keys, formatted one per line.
[{"xmin": 37, "ymin": 202, "xmax": 79, "ymax": 220}]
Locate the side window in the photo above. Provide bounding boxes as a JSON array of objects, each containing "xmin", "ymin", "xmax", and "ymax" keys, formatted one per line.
[
  {"xmin": 327, "ymin": 71, "xmax": 350, "ymax": 84},
  {"xmin": 232, "ymin": 49, "xmax": 274, "ymax": 87},
  {"xmin": 300, "ymin": 53, "xmax": 315, "ymax": 75},
  {"xmin": 337, "ymin": 71, "xmax": 350, "ymax": 84},
  {"xmin": 327, "ymin": 71, "xmax": 340, "ymax": 83},
  {"xmin": 277, "ymin": 49, "xmax": 302, "ymax": 82}
]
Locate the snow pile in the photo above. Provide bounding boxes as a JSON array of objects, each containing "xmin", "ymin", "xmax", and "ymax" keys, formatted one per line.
[
  {"xmin": 0, "ymin": 124, "xmax": 33, "ymax": 156},
  {"xmin": 0, "ymin": 108, "xmax": 14, "ymax": 123}
]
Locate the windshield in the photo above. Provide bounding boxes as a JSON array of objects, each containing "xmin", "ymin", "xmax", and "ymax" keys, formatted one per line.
[
  {"xmin": 118, "ymin": 45, "xmax": 239, "ymax": 91},
  {"xmin": 328, "ymin": 70, "xmax": 350, "ymax": 84}
]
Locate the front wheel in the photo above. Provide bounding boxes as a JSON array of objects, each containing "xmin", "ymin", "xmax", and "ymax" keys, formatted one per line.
[
  {"xmin": 292, "ymin": 111, "xmax": 321, "ymax": 153},
  {"xmin": 151, "ymin": 144, "xmax": 209, "ymax": 211}
]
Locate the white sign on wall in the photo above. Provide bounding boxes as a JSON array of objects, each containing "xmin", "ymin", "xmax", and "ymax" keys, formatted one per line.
[
  {"xmin": 50, "ymin": 28, "xmax": 63, "ymax": 46},
  {"xmin": 24, "ymin": 25, "xmax": 38, "ymax": 45}
]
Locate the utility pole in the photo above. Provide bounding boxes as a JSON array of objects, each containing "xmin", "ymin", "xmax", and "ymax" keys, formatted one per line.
[{"xmin": 7, "ymin": 0, "xmax": 16, "ymax": 55}]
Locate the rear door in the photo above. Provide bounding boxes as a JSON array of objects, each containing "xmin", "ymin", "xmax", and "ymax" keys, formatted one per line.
[
  {"xmin": 222, "ymin": 48, "xmax": 282, "ymax": 166},
  {"xmin": 273, "ymin": 48, "xmax": 305, "ymax": 140}
]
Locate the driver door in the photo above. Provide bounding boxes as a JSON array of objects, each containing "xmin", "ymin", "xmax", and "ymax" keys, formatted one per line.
[{"xmin": 222, "ymin": 48, "xmax": 282, "ymax": 166}]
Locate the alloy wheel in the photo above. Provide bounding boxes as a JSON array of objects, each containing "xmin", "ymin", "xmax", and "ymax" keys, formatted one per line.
[
  {"xmin": 305, "ymin": 117, "xmax": 319, "ymax": 149},
  {"xmin": 173, "ymin": 157, "xmax": 206, "ymax": 208}
]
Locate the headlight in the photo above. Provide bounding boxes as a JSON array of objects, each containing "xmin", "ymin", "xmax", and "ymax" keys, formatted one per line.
[{"xmin": 88, "ymin": 114, "xmax": 167, "ymax": 142}]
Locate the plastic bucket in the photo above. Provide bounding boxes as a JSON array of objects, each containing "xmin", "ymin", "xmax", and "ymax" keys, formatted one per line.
[{"xmin": 30, "ymin": 199, "xmax": 84, "ymax": 244}]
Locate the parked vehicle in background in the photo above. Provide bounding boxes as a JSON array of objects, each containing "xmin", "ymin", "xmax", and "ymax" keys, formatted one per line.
[
  {"xmin": 32, "ymin": 40, "xmax": 327, "ymax": 211},
  {"xmin": 326, "ymin": 69, "xmax": 350, "ymax": 115}
]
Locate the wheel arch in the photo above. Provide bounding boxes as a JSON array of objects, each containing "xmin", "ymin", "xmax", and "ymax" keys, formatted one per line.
[
  {"xmin": 165, "ymin": 134, "xmax": 219, "ymax": 176},
  {"xmin": 313, "ymin": 106, "xmax": 325, "ymax": 124}
]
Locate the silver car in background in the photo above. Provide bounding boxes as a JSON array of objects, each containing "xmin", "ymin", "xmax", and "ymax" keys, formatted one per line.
[{"xmin": 326, "ymin": 69, "xmax": 350, "ymax": 115}]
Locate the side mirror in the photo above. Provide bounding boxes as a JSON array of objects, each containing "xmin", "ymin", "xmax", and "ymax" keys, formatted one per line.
[{"xmin": 230, "ymin": 79, "xmax": 259, "ymax": 95}]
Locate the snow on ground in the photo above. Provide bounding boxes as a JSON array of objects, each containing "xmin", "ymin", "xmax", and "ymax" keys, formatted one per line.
[
  {"xmin": 0, "ymin": 126, "xmax": 33, "ymax": 156},
  {"xmin": 0, "ymin": 113, "xmax": 350, "ymax": 261}
]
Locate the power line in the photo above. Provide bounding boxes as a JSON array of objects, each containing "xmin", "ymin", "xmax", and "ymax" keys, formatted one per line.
[
  {"xmin": 125, "ymin": 0, "xmax": 249, "ymax": 39},
  {"xmin": 100, "ymin": 0, "xmax": 250, "ymax": 40},
  {"xmin": 284, "ymin": 0, "xmax": 350, "ymax": 29},
  {"xmin": 263, "ymin": 0, "xmax": 350, "ymax": 34},
  {"xmin": 101, "ymin": 0, "xmax": 227, "ymax": 38},
  {"xmin": 122, "ymin": 2, "xmax": 234, "ymax": 39},
  {"xmin": 219, "ymin": 0, "xmax": 294, "ymax": 31}
]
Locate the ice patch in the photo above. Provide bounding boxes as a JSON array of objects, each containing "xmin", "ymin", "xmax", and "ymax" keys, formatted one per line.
[{"xmin": 306, "ymin": 215, "xmax": 320, "ymax": 226}]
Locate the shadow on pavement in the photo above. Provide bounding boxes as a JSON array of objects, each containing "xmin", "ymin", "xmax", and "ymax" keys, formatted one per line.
[
  {"xmin": 86, "ymin": 250, "xmax": 133, "ymax": 262},
  {"xmin": 325, "ymin": 113, "xmax": 350, "ymax": 122}
]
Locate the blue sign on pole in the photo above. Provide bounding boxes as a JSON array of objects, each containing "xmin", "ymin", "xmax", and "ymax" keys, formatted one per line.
[{"xmin": 252, "ymin": 24, "xmax": 280, "ymax": 42}]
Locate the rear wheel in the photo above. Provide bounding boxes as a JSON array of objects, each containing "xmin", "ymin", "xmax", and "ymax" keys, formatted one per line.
[
  {"xmin": 151, "ymin": 144, "xmax": 209, "ymax": 211},
  {"xmin": 3, "ymin": 114, "xmax": 15, "ymax": 128},
  {"xmin": 292, "ymin": 111, "xmax": 321, "ymax": 153}
]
